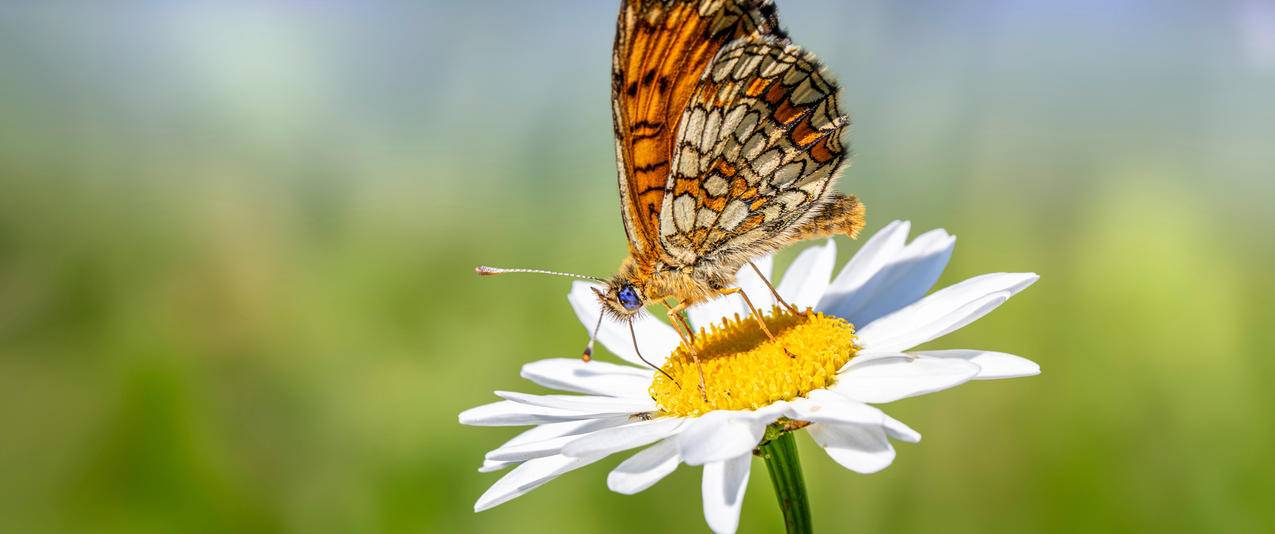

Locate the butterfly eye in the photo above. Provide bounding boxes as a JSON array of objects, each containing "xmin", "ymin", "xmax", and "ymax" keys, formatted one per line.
[{"xmin": 617, "ymin": 285, "xmax": 643, "ymax": 311}]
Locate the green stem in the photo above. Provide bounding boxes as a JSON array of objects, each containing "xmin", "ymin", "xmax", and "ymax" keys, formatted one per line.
[{"xmin": 758, "ymin": 430, "xmax": 812, "ymax": 534}]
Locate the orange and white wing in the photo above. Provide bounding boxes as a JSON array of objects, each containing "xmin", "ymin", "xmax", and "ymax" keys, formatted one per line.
[
  {"xmin": 611, "ymin": 0, "xmax": 783, "ymax": 261},
  {"xmin": 658, "ymin": 35, "xmax": 849, "ymax": 266}
]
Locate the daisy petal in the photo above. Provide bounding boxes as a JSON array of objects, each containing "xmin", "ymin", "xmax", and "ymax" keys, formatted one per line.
[
  {"xmin": 883, "ymin": 414, "xmax": 921, "ymax": 443},
  {"xmin": 790, "ymin": 391, "xmax": 922, "ymax": 442},
  {"xmin": 916, "ymin": 350, "xmax": 1041, "ymax": 379},
  {"xmin": 520, "ymin": 358, "xmax": 652, "ymax": 397},
  {"xmin": 480, "ymin": 459, "xmax": 514, "ymax": 473},
  {"xmin": 492, "ymin": 418, "xmax": 608, "ymax": 449},
  {"xmin": 833, "ymin": 354, "xmax": 981, "ymax": 404},
  {"xmin": 819, "ymin": 221, "xmax": 910, "ymax": 313},
  {"xmin": 486, "ymin": 434, "xmax": 581, "ymax": 463},
  {"xmin": 496, "ymin": 391, "xmax": 655, "ymax": 414},
  {"xmin": 562, "ymin": 417, "xmax": 685, "ymax": 458},
  {"xmin": 785, "ymin": 389, "xmax": 885, "ymax": 426},
  {"xmin": 777, "ymin": 239, "xmax": 837, "ymax": 310},
  {"xmin": 820, "ymin": 229, "xmax": 956, "ymax": 327},
  {"xmin": 856, "ymin": 272, "xmax": 1039, "ymax": 353},
  {"xmin": 486, "ymin": 417, "xmax": 629, "ymax": 462},
  {"xmin": 808, "ymin": 422, "xmax": 895, "ymax": 474},
  {"xmin": 861, "ymin": 293, "xmax": 1008, "ymax": 353},
  {"xmin": 474, "ymin": 453, "xmax": 606, "ymax": 512},
  {"xmin": 676, "ymin": 412, "xmax": 763, "ymax": 466},
  {"xmin": 675, "ymin": 404, "xmax": 786, "ymax": 465},
  {"xmin": 459, "ymin": 400, "xmax": 618, "ymax": 426},
  {"xmin": 568, "ymin": 281, "xmax": 679, "ymax": 367},
  {"xmin": 607, "ymin": 438, "xmax": 681, "ymax": 495},
  {"xmin": 702, "ymin": 454, "xmax": 752, "ymax": 534}
]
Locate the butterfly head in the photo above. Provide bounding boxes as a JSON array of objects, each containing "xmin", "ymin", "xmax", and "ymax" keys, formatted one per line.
[
  {"xmin": 617, "ymin": 284, "xmax": 643, "ymax": 310},
  {"xmin": 595, "ymin": 277, "xmax": 647, "ymax": 320}
]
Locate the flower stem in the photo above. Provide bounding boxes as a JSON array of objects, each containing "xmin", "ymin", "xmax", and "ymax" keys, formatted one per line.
[{"xmin": 758, "ymin": 430, "xmax": 812, "ymax": 534}]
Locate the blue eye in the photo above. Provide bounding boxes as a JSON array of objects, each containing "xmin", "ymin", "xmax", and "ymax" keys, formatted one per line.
[{"xmin": 617, "ymin": 285, "xmax": 642, "ymax": 311}]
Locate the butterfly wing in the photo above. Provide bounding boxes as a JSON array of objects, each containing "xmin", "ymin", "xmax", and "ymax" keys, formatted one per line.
[
  {"xmin": 612, "ymin": 0, "xmax": 783, "ymax": 259},
  {"xmin": 658, "ymin": 35, "xmax": 849, "ymax": 267}
]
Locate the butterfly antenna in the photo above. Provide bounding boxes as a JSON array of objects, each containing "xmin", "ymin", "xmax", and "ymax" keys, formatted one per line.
[
  {"xmin": 475, "ymin": 265, "xmax": 605, "ymax": 283},
  {"xmin": 631, "ymin": 321, "xmax": 678, "ymax": 388},
  {"xmin": 581, "ymin": 312, "xmax": 603, "ymax": 362}
]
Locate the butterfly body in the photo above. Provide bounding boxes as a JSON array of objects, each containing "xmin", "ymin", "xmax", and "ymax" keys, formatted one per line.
[
  {"xmin": 599, "ymin": 256, "xmax": 724, "ymax": 320},
  {"xmin": 599, "ymin": 192, "xmax": 863, "ymax": 320},
  {"xmin": 597, "ymin": 0, "xmax": 865, "ymax": 323}
]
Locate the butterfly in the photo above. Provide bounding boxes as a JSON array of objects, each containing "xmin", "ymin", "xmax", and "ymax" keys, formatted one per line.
[{"xmin": 480, "ymin": 0, "xmax": 863, "ymax": 391}]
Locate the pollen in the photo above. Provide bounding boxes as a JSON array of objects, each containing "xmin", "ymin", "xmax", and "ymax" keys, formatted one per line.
[{"xmin": 650, "ymin": 306, "xmax": 858, "ymax": 417}]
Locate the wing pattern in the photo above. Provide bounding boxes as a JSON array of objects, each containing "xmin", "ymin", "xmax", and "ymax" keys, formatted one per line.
[
  {"xmin": 658, "ymin": 36, "xmax": 849, "ymax": 265},
  {"xmin": 612, "ymin": 0, "xmax": 783, "ymax": 259}
]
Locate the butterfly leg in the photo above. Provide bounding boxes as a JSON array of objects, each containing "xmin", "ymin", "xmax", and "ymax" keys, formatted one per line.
[
  {"xmin": 718, "ymin": 287, "xmax": 776, "ymax": 341},
  {"xmin": 666, "ymin": 301, "xmax": 708, "ymax": 401},
  {"xmin": 665, "ymin": 299, "xmax": 694, "ymax": 343},
  {"xmin": 747, "ymin": 261, "xmax": 801, "ymax": 316},
  {"xmin": 721, "ymin": 286, "xmax": 799, "ymax": 358}
]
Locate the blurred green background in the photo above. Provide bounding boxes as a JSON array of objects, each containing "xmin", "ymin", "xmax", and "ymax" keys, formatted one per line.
[{"xmin": 2, "ymin": 1, "xmax": 1273, "ymax": 532}]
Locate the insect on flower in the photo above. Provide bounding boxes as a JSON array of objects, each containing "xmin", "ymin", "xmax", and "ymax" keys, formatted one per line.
[{"xmin": 478, "ymin": 0, "xmax": 863, "ymax": 398}]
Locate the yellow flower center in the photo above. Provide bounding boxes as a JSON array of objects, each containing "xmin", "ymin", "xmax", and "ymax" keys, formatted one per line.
[{"xmin": 650, "ymin": 306, "xmax": 858, "ymax": 417}]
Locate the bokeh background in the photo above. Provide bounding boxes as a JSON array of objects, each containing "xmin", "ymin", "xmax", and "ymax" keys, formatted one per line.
[{"xmin": 2, "ymin": 1, "xmax": 1273, "ymax": 532}]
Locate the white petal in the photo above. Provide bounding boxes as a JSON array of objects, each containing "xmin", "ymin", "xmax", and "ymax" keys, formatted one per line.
[
  {"xmin": 486, "ymin": 433, "xmax": 580, "ymax": 463},
  {"xmin": 459, "ymin": 400, "xmax": 617, "ymax": 426},
  {"xmin": 483, "ymin": 433, "xmax": 593, "ymax": 463},
  {"xmin": 473, "ymin": 453, "xmax": 606, "ymax": 512},
  {"xmin": 819, "ymin": 228, "xmax": 955, "ymax": 327},
  {"xmin": 819, "ymin": 221, "xmax": 911, "ymax": 314},
  {"xmin": 520, "ymin": 358, "xmax": 652, "ymax": 397},
  {"xmin": 808, "ymin": 422, "xmax": 895, "ymax": 474},
  {"xmin": 480, "ymin": 459, "xmax": 514, "ymax": 473},
  {"xmin": 568, "ymin": 281, "xmax": 679, "ymax": 367},
  {"xmin": 882, "ymin": 414, "xmax": 921, "ymax": 443},
  {"xmin": 486, "ymin": 417, "xmax": 630, "ymax": 462},
  {"xmin": 702, "ymin": 454, "xmax": 752, "ymax": 534},
  {"xmin": 482, "ymin": 419, "xmax": 621, "ymax": 461},
  {"xmin": 562, "ymin": 417, "xmax": 685, "ymax": 457},
  {"xmin": 675, "ymin": 404, "xmax": 786, "ymax": 465},
  {"xmin": 491, "ymin": 418, "xmax": 605, "ymax": 449},
  {"xmin": 862, "ymin": 293, "xmax": 1008, "ymax": 352},
  {"xmin": 495, "ymin": 391, "xmax": 655, "ymax": 414},
  {"xmin": 856, "ymin": 273, "xmax": 1039, "ymax": 353},
  {"xmin": 834, "ymin": 350, "xmax": 905, "ymax": 369},
  {"xmin": 777, "ymin": 239, "xmax": 836, "ymax": 310},
  {"xmin": 788, "ymin": 391, "xmax": 921, "ymax": 442},
  {"xmin": 833, "ymin": 354, "xmax": 981, "ymax": 404},
  {"xmin": 785, "ymin": 390, "xmax": 884, "ymax": 426},
  {"xmin": 915, "ymin": 350, "xmax": 1040, "ymax": 379},
  {"xmin": 607, "ymin": 438, "xmax": 681, "ymax": 495},
  {"xmin": 676, "ymin": 412, "xmax": 763, "ymax": 466}
]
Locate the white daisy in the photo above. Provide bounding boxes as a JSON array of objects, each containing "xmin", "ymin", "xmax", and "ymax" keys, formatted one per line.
[{"xmin": 460, "ymin": 221, "xmax": 1039, "ymax": 534}]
